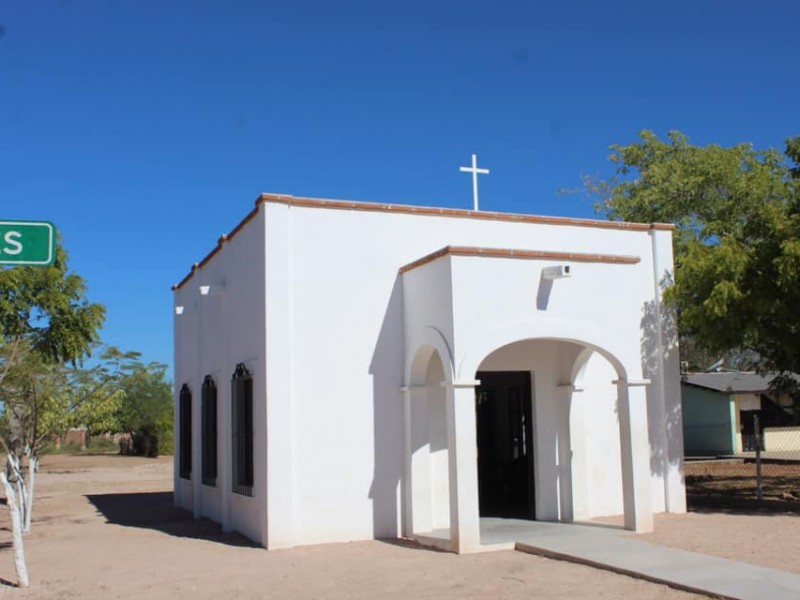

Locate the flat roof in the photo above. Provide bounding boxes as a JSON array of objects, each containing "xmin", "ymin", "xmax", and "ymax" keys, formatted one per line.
[{"xmin": 173, "ymin": 193, "xmax": 673, "ymax": 290}]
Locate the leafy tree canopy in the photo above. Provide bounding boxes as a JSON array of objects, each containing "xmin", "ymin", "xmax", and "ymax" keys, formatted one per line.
[
  {"xmin": 587, "ymin": 130, "xmax": 800, "ymax": 373},
  {"xmin": 117, "ymin": 361, "xmax": 173, "ymax": 457},
  {"xmin": 1, "ymin": 245, "xmax": 107, "ymax": 452},
  {"xmin": 0, "ymin": 245, "xmax": 105, "ymax": 368}
]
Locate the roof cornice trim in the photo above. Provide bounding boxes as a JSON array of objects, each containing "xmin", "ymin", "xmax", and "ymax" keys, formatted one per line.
[
  {"xmin": 399, "ymin": 246, "xmax": 641, "ymax": 274},
  {"xmin": 258, "ymin": 193, "xmax": 675, "ymax": 232}
]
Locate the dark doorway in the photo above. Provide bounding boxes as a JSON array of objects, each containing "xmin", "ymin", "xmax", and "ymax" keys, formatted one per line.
[{"xmin": 475, "ymin": 371, "xmax": 534, "ymax": 519}]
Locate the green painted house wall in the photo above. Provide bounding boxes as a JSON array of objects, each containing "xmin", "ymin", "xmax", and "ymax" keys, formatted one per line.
[{"xmin": 681, "ymin": 385, "xmax": 737, "ymax": 455}]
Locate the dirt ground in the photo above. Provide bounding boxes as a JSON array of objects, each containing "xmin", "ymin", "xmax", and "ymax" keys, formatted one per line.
[
  {"xmin": 640, "ymin": 510, "xmax": 800, "ymax": 575},
  {"xmin": 684, "ymin": 459, "xmax": 800, "ymax": 504},
  {"xmin": 0, "ymin": 456, "xmax": 796, "ymax": 600}
]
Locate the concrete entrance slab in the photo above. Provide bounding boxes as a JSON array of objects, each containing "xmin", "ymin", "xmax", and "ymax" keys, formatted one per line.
[{"xmin": 478, "ymin": 518, "xmax": 800, "ymax": 600}]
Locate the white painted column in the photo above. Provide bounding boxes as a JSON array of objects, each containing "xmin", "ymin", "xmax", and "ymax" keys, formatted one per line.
[
  {"xmin": 649, "ymin": 228, "xmax": 687, "ymax": 514},
  {"xmin": 557, "ymin": 385, "xmax": 576, "ymax": 523},
  {"xmin": 444, "ymin": 381, "xmax": 481, "ymax": 554},
  {"xmin": 401, "ymin": 387, "xmax": 413, "ymax": 537},
  {"xmin": 567, "ymin": 386, "xmax": 590, "ymax": 521},
  {"xmin": 732, "ymin": 399, "xmax": 743, "ymax": 454},
  {"xmin": 264, "ymin": 204, "xmax": 294, "ymax": 548},
  {"xmin": 616, "ymin": 380, "xmax": 654, "ymax": 533},
  {"xmin": 401, "ymin": 386, "xmax": 434, "ymax": 536}
]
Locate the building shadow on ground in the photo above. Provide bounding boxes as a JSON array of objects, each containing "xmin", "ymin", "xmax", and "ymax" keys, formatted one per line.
[
  {"xmin": 86, "ymin": 492, "xmax": 257, "ymax": 548},
  {"xmin": 375, "ymin": 538, "xmax": 451, "ymax": 554}
]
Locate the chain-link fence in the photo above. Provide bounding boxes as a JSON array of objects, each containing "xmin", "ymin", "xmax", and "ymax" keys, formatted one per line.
[{"xmin": 684, "ymin": 420, "xmax": 800, "ymax": 508}]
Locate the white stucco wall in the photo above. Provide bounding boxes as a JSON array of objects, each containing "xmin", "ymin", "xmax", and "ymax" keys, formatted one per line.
[
  {"xmin": 174, "ymin": 196, "xmax": 685, "ymax": 548},
  {"xmin": 173, "ymin": 209, "xmax": 267, "ymax": 545},
  {"xmin": 446, "ymin": 253, "xmax": 648, "ymax": 375},
  {"xmin": 426, "ymin": 354, "xmax": 451, "ymax": 530},
  {"xmin": 645, "ymin": 229, "xmax": 686, "ymax": 514},
  {"xmin": 764, "ymin": 427, "xmax": 800, "ymax": 451},
  {"xmin": 573, "ymin": 354, "xmax": 625, "ymax": 518}
]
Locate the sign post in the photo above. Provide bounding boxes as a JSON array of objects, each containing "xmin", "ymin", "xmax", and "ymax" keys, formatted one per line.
[{"xmin": 0, "ymin": 221, "xmax": 57, "ymax": 266}]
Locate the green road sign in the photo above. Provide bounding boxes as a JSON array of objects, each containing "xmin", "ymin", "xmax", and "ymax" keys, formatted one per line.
[{"xmin": 0, "ymin": 220, "xmax": 57, "ymax": 266}]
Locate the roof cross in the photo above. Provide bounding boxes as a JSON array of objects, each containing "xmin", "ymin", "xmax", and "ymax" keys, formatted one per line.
[{"xmin": 459, "ymin": 153, "xmax": 490, "ymax": 211}]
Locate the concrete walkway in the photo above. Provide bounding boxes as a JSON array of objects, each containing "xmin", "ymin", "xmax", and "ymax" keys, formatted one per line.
[{"xmin": 477, "ymin": 518, "xmax": 800, "ymax": 600}]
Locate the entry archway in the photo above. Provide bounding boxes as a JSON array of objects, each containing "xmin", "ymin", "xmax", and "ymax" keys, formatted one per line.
[
  {"xmin": 469, "ymin": 335, "xmax": 652, "ymax": 533},
  {"xmin": 403, "ymin": 333, "xmax": 654, "ymax": 554}
]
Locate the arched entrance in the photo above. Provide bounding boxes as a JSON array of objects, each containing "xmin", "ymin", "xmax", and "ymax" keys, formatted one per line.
[
  {"xmin": 474, "ymin": 338, "xmax": 626, "ymax": 523},
  {"xmin": 403, "ymin": 332, "xmax": 654, "ymax": 554}
]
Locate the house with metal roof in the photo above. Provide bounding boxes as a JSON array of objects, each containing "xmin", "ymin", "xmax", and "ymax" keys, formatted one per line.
[{"xmin": 682, "ymin": 372, "xmax": 797, "ymax": 456}]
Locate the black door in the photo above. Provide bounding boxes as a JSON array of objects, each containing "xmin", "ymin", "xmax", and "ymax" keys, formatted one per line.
[{"xmin": 475, "ymin": 371, "xmax": 534, "ymax": 519}]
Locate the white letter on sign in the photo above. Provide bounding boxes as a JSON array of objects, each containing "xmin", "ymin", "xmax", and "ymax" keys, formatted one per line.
[{"xmin": 3, "ymin": 231, "xmax": 23, "ymax": 255}]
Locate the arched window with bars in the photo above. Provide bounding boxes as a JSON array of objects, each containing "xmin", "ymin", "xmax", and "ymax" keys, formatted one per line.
[
  {"xmin": 231, "ymin": 363, "xmax": 254, "ymax": 496},
  {"xmin": 179, "ymin": 384, "xmax": 192, "ymax": 480}
]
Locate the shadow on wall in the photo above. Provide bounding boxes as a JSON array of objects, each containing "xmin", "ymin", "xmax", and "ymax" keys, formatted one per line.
[
  {"xmin": 86, "ymin": 492, "xmax": 256, "ymax": 548},
  {"xmin": 368, "ymin": 276, "xmax": 405, "ymax": 539},
  {"xmin": 639, "ymin": 294, "xmax": 683, "ymax": 481},
  {"xmin": 536, "ymin": 277, "xmax": 554, "ymax": 311}
]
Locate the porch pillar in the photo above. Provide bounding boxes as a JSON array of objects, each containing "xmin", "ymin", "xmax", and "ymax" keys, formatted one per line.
[
  {"xmin": 401, "ymin": 385, "xmax": 433, "ymax": 537},
  {"xmin": 401, "ymin": 387, "xmax": 413, "ymax": 538},
  {"xmin": 616, "ymin": 379, "xmax": 654, "ymax": 533},
  {"xmin": 556, "ymin": 384, "xmax": 577, "ymax": 523},
  {"xmin": 444, "ymin": 380, "xmax": 481, "ymax": 554}
]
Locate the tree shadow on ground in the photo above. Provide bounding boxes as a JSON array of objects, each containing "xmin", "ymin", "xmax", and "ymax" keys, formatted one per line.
[{"xmin": 86, "ymin": 492, "xmax": 257, "ymax": 548}]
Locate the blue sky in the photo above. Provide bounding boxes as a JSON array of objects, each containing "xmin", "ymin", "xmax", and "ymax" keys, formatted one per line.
[{"xmin": 1, "ymin": 1, "xmax": 798, "ymax": 376}]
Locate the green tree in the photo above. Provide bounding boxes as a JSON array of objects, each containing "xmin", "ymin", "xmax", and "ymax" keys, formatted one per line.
[
  {"xmin": 0, "ymin": 247, "xmax": 105, "ymax": 373},
  {"xmin": 117, "ymin": 362, "xmax": 173, "ymax": 457},
  {"xmin": 586, "ymin": 130, "xmax": 800, "ymax": 374},
  {"xmin": 0, "ymin": 246, "xmax": 105, "ymax": 587},
  {"xmin": 787, "ymin": 136, "xmax": 800, "ymax": 179},
  {"xmin": 67, "ymin": 346, "xmax": 141, "ymax": 444}
]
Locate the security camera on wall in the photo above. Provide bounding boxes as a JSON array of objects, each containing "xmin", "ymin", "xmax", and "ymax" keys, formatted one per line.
[{"xmin": 541, "ymin": 265, "xmax": 571, "ymax": 280}]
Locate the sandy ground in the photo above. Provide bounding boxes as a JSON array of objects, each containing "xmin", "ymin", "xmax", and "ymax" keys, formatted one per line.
[
  {"xmin": 639, "ymin": 511, "xmax": 800, "ymax": 575},
  {"xmin": 0, "ymin": 456, "xmax": 794, "ymax": 599}
]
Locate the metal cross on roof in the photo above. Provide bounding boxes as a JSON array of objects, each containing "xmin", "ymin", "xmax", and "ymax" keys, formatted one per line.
[{"xmin": 459, "ymin": 153, "xmax": 490, "ymax": 211}]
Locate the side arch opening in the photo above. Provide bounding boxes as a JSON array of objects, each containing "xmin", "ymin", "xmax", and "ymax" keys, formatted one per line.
[{"xmin": 404, "ymin": 345, "xmax": 451, "ymax": 537}]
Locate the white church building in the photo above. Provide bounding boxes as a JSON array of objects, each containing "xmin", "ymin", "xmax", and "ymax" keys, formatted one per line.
[{"xmin": 172, "ymin": 192, "xmax": 686, "ymax": 554}]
